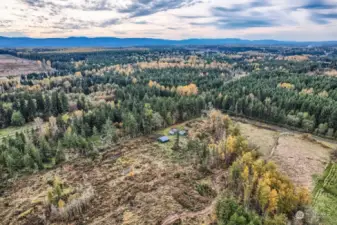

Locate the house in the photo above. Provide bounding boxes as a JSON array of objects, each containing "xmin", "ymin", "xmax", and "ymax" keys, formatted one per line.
[
  {"xmin": 158, "ymin": 136, "xmax": 169, "ymax": 143},
  {"xmin": 169, "ymin": 128, "xmax": 178, "ymax": 135}
]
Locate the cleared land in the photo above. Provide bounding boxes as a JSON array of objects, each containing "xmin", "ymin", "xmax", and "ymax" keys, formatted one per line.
[
  {"xmin": 0, "ymin": 124, "xmax": 224, "ymax": 225},
  {"xmin": 236, "ymin": 119, "xmax": 332, "ymax": 189},
  {"xmin": 0, "ymin": 118, "xmax": 333, "ymax": 224},
  {"xmin": 272, "ymin": 135, "xmax": 330, "ymax": 189},
  {"xmin": 0, "ymin": 54, "xmax": 52, "ymax": 77}
]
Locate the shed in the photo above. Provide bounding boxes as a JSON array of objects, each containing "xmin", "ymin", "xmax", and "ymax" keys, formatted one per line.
[
  {"xmin": 179, "ymin": 130, "xmax": 187, "ymax": 136},
  {"xmin": 169, "ymin": 130, "xmax": 175, "ymax": 135},
  {"xmin": 169, "ymin": 128, "xmax": 178, "ymax": 135},
  {"xmin": 158, "ymin": 136, "xmax": 169, "ymax": 143}
]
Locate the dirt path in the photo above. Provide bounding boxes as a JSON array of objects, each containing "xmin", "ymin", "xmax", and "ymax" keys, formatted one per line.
[{"xmin": 268, "ymin": 132, "xmax": 292, "ymax": 159}]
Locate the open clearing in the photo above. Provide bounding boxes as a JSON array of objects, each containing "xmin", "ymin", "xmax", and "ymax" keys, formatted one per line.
[
  {"xmin": 0, "ymin": 54, "xmax": 52, "ymax": 77},
  {"xmin": 0, "ymin": 126, "xmax": 225, "ymax": 225},
  {"xmin": 0, "ymin": 117, "xmax": 333, "ymax": 224},
  {"xmin": 236, "ymin": 119, "xmax": 332, "ymax": 189}
]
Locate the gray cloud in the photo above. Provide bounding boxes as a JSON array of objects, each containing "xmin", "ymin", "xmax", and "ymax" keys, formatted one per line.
[
  {"xmin": 311, "ymin": 12, "xmax": 337, "ymax": 24},
  {"xmin": 133, "ymin": 21, "xmax": 149, "ymax": 24},
  {"xmin": 216, "ymin": 18, "xmax": 275, "ymax": 29},
  {"xmin": 21, "ymin": 0, "xmax": 115, "ymax": 12},
  {"xmin": 0, "ymin": 20, "xmax": 12, "ymax": 28},
  {"xmin": 212, "ymin": 1, "xmax": 269, "ymax": 15},
  {"xmin": 291, "ymin": 1, "xmax": 337, "ymax": 25},
  {"xmin": 191, "ymin": 18, "xmax": 276, "ymax": 29},
  {"xmin": 118, "ymin": 0, "xmax": 201, "ymax": 18},
  {"xmin": 99, "ymin": 18, "xmax": 121, "ymax": 27},
  {"xmin": 49, "ymin": 18, "xmax": 97, "ymax": 30},
  {"xmin": 296, "ymin": 0, "xmax": 337, "ymax": 10},
  {"xmin": 203, "ymin": 1, "xmax": 277, "ymax": 30}
]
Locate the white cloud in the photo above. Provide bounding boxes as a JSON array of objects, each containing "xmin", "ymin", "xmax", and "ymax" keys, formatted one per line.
[{"xmin": 0, "ymin": 0, "xmax": 336, "ymax": 40}]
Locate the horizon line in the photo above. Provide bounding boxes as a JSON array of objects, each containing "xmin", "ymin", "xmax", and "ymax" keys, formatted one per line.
[{"xmin": 1, "ymin": 36, "xmax": 337, "ymax": 43}]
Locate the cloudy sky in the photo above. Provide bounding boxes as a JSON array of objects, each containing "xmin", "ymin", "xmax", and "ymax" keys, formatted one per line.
[{"xmin": 0, "ymin": 0, "xmax": 337, "ymax": 41}]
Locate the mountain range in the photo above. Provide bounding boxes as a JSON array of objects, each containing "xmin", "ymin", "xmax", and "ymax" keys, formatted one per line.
[{"xmin": 0, "ymin": 36, "xmax": 337, "ymax": 47}]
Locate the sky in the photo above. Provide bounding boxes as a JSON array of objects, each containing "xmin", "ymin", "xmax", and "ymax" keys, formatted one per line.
[{"xmin": 0, "ymin": 0, "xmax": 337, "ymax": 41}]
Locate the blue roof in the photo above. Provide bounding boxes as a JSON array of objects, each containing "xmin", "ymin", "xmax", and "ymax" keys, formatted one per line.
[{"xmin": 158, "ymin": 136, "xmax": 169, "ymax": 142}]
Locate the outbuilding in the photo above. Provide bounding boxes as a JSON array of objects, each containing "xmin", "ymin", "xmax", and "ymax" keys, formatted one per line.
[
  {"xmin": 158, "ymin": 136, "xmax": 169, "ymax": 143},
  {"xmin": 169, "ymin": 128, "xmax": 178, "ymax": 135},
  {"xmin": 179, "ymin": 130, "xmax": 187, "ymax": 136}
]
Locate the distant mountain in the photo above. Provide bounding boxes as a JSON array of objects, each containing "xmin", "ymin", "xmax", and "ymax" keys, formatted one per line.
[{"xmin": 0, "ymin": 36, "xmax": 336, "ymax": 47}]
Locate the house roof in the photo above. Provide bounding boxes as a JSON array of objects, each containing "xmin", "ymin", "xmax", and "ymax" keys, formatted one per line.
[{"xmin": 158, "ymin": 136, "xmax": 169, "ymax": 142}]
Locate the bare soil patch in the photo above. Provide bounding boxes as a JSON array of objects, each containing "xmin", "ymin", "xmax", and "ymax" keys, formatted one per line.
[{"xmin": 0, "ymin": 54, "xmax": 52, "ymax": 77}]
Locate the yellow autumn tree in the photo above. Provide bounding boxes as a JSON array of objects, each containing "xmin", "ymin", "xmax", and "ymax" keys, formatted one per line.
[
  {"xmin": 226, "ymin": 135, "xmax": 236, "ymax": 154},
  {"xmin": 257, "ymin": 178, "xmax": 271, "ymax": 211},
  {"xmin": 74, "ymin": 71, "xmax": 82, "ymax": 77},
  {"xmin": 148, "ymin": 80, "xmax": 155, "ymax": 88},
  {"xmin": 267, "ymin": 189, "xmax": 279, "ymax": 214},
  {"xmin": 176, "ymin": 83, "xmax": 198, "ymax": 96}
]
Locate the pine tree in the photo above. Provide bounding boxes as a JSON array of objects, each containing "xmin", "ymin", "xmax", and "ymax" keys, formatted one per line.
[
  {"xmin": 44, "ymin": 95, "xmax": 52, "ymax": 118},
  {"xmin": 35, "ymin": 92, "xmax": 45, "ymax": 112},
  {"xmin": 55, "ymin": 142, "xmax": 65, "ymax": 164},
  {"xmin": 27, "ymin": 98, "xmax": 36, "ymax": 121},
  {"xmin": 103, "ymin": 119, "xmax": 117, "ymax": 144},
  {"xmin": 11, "ymin": 111, "xmax": 25, "ymax": 126},
  {"xmin": 51, "ymin": 92, "xmax": 58, "ymax": 116},
  {"xmin": 59, "ymin": 91, "xmax": 69, "ymax": 113}
]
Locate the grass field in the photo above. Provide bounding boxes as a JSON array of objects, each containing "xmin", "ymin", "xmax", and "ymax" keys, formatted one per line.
[{"xmin": 236, "ymin": 121, "xmax": 331, "ymax": 189}]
